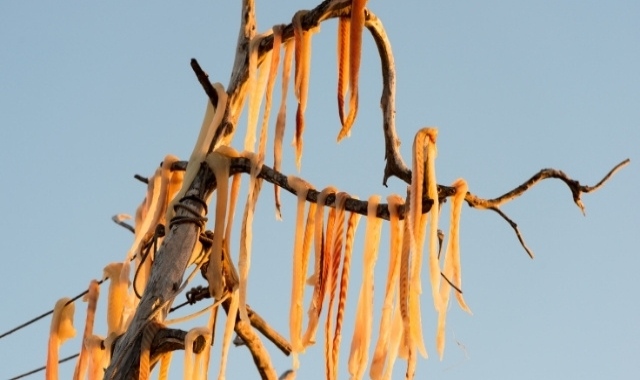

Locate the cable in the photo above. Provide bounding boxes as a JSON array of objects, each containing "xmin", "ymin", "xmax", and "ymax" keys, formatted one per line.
[
  {"xmin": 5, "ymin": 283, "xmax": 210, "ymax": 379},
  {"xmin": 8, "ymin": 353, "xmax": 79, "ymax": 380},
  {"xmin": 0, "ymin": 279, "xmax": 104, "ymax": 340}
]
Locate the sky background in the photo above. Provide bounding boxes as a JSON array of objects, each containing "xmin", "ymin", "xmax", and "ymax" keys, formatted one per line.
[{"xmin": 1, "ymin": 1, "xmax": 638, "ymax": 379}]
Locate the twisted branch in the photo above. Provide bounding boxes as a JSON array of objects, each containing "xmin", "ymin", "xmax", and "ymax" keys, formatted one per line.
[{"xmin": 464, "ymin": 158, "xmax": 630, "ymax": 258}]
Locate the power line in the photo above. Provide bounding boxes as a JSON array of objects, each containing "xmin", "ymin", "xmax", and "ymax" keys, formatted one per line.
[
  {"xmin": 8, "ymin": 353, "xmax": 79, "ymax": 380},
  {"xmin": 0, "ymin": 279, "xmax": 104, "ymax": 341},
  {"xmin": 4, "ymin": 284, "xmax": 201, "ymax": 379}
]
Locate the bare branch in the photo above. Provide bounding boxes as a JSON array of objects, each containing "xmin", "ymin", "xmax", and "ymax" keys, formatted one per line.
[
  {"xmin": 222, "ymin": 298, "xmax": 278, "ymax": 380},
  {"xmin": 244, "ymin": 304, "xmax": 292, "ymax": 356},
  {"xmin": 112, "ymin": 214, "xmax": 135, "ymax": 234},
  {"xmin": 464, "ymin": 159, "xmax": 630, "ymax": 257},
  {"xmin": 465, "ymin": 159, "xmax": 630, "ymax": 215},
  {"xmin": 580, "ymin": 158, "xmax": 630, "ymax": 194},
  {"xmin": 134, "ymin": 174, "xmax": 149, "ymax": 184},
  {"xmin": 173, "ymin": 284, "xmax": 292, "ymax": 356},
  {"xmin": 365, "ymin": 12, "xmax": 411, "ymax": 186},
  {"xmin": 488, "ymin": 206, "xmax": 535, "ymax": 259},
  {"xmin": 190, "ymin": 58, "xmax": 219, "ymax": 109}
]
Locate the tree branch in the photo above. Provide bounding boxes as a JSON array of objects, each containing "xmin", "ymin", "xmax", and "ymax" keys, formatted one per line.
[
  {"xmin": 171, "ymin": 157, "xmax": 441, "ymax": 220},
  {"xmin": 464, "ymin": 158, "xmax": 630, "ymax": 257},
  {"xmin": 190, "ymin": 58, "xmax": 219, "ymax": 110},
  {"xmin": 221, "ymin": 298, "xmax": 278, "ymax": 380},
  {"xmin": 175, "ymin": 284, "xmax": 292, "ymax": 356},
  {"xmin": 465, "ymin": 159, "xmax": 630, "ymax": 213},
  {"xmin": 166, "ymin": 158, "xmax": 629, "ymax": 261},
  {"xmin": 365, "ymin": 12, "xmax": 411, "ymax": 186}
]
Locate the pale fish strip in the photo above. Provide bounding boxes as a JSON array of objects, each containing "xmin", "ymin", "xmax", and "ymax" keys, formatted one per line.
[
  {"xmin": 325, "ymin": 192, "xmax": 349, "ymax": 380},
  {"xmin": 347, "ymin": 195, "xmax": 382, "ymax": 380},
  {"xmin": 288, "ymin": 175, "xmax": 314, "ymax": 368},
  {"xmin": 273, "ymin": 35, "xmax": 294, "ymax": 219},
  {"xmin": 332, "ymin": 207, "xmax": 361, "ymax": 380},
  {"xmin": 303, "ymin": 186, "xmax": 337, "ymax": 346},
  {"xmin": 370, "ymin": 194, "xmax": 404, "ymax": 379}
]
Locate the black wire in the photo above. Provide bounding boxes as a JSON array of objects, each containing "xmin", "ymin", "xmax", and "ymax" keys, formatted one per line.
[
  {"xmin": 6, "ymin": 280, "xmax": 211, "ymax": 379},
  {"xmin": 6, "ymin": 283, "xmax": 205, "ymax": 379},
  {"xmin": 8, "ymin": 353, "xmax": 79, "ymax": 380},
  {"xmin": 0, "ymin": 279, "xmax": 104, "ymax": 340}
]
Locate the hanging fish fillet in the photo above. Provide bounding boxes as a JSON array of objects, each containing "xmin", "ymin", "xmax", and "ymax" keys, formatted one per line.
[
  {"xmin": 157, "ymin": 352, "xmax": 172, "ymax": 380},
  {"xmin": 424, "ymin": 128, "xmax": 441, "ymax": 312},
  {"xmin": 139, "ymin": 322, "xmax": 160, "ymax": 380},
  {"xmin": 73, "ymin": 280, "xmax": 100, "ymax": 380},
  {"xmin": 436, "ymin": 178, "xmax": 471, "ymax": 358},
  {"xmin": 408, "ymin": 129, "xmax": 436, "ymax": 359},
  {"xmin": 164, "ymin": 166, "xmax": 185, "ymax": 225},
  {"xmin": 369, "ymin": 194, "xmax": 404, "ymax": 379},
  {"xmin": 303, "ymin": 186, "xmax": 337, "ymax": 346},
  {"xmin": 46, "ymin": 298, "xmax": 76, "ymax": 380},
  {"xmin": 347, "ymin": 195, "xmax": 382, "ymax": 380},
  {"xmin": 332, "ymin": 206, "xmax": 361, "ymax": 380},
  {"xmin": 274, "ymin": 30, "xmax": 294, "ymax": 220},
  {"xmin": 184, "ymin": 327, "xmax": 212, "ymax": 380},
  {"xmin": 246, "ymin": 31, "xmax": 274, "ymax": 153},
  {"xmin": 397, "ymin": 192, "xmax": 416, "ymax": 374},
  {"xmin": 218, "ymin": 290, "xmax": 240, "ymax": 380},
  {"xmin": 237, "ymin": 28, "xmax": 282, "ymax": 317},
  {"xmin": 238, "ymin": 151, "xmax": 266, "ymax": 321},
  {"xmin": 225, "ymin": 175, "xmax": 243, "ymax": 230},
  {"xmin": 103, "ymin": 262, "xmax": 128, "ymax": 337},
  {"xmin": 205, "ymin": 151, "xmax": 233, "ymax": 300},
  {"xmin": 381, "ymin": 300, "xmax": 404, "ymax": 380},
  {"xmin": 411, "ymin": 128, "xmax": 442, "ymax": 317},
  {"xmin": 136, "ymin": 154, "xmax": 181, "ymax": 296},
  {"xmin": 324, "ymin": 192, "xmax": 349, "ymax": 380},
  {"xmin": 336, "ymin": 16, "xmax": 350, "ymax": 127},
  {"xmin": 449, "ymin": 179, "xmax": 471, "ymax": 314},
  {"xmin": 292, "ymin": 10, "xmax": 315, "ymax": 171},
  {"xmin": 288, "ymin": 175, "xmax": 315, "ymax": 368},
  {"xmin": 130, "ymin": 166, "xmax": 161, "ymax": 295},
  {"xmin": 157, "ymin": 154, "xmax": 182, "ymax": 226},
  {"xmin": 257, "ymin": 26, "xmax": 281, "ymax": 166},
  {"xmin": 337, "ymin": 0, "xmax": 367, "ymax": 141},
  {"xmin": 85, "ymin": 335, "xmax": 106, "ymax": 380},
  {"xmin": 205, "ymin": 146, "xmax": 238, "ymax": 300}
]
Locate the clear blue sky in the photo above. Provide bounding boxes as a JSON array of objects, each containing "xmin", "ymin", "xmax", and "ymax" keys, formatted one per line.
[{"xmin": 1, "ymin": 1, "xmax": 638, "ymax": 379}]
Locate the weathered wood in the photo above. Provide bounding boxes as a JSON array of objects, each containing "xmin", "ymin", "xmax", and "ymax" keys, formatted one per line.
[{"xmin": 104, "ymin": 163, "xmax": 216, "ymax": 379}]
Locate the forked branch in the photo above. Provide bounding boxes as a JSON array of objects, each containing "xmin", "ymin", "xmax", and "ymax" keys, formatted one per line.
[
  {"xmin": 465, "ymin": 158, "xmax": 630, "ymax": 214},
  {"xmin": 464, "ymin": 158, "xmax": 630, "ymax": 258}
]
